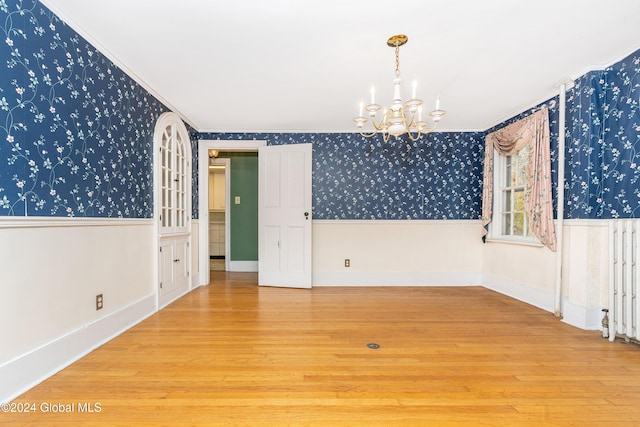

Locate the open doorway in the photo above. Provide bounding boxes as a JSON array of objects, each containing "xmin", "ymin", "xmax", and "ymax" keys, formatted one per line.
[
  {"xmin": 197, "ymin": 140, "xmax": 266, "ymax": 286},
  {"xmin": 207, "ymin": 156, "xmax": 229, "ymax": 271}
]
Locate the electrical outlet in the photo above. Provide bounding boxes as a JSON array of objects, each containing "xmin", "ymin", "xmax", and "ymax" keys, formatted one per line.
[
  {"xmin": 96, "ymin": 294, "xmax": 103, "ymax": 311},
  {"xmin": 344, "ymin": 259, "xmax": 350, "ymax": 268}
]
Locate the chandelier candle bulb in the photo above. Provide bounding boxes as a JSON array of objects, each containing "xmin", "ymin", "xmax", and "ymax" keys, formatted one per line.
[
  {"xmin": 435, "ymin": 94, "xmax": 441, "ymax": 110},
  {"xmin": 359, "ymin": 101, "xmax": 363, "ymax": 117},
  {"xmin": 370, "ymin": 86, "xmax": 375, "ymax": 104},
  {"xmin": 412, "ymin": 80, "xmax": 417, "ymax": 99}
]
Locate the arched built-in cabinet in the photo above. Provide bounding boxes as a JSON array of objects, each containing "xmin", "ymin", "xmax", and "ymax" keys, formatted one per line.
[{"xmin": 154, "ymin": 112, "xmax": 192, "ymax": 308}]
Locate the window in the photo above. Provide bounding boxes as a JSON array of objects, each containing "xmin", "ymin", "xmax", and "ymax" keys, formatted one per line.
[
  {"xmin": 481, "ymin": 108, "xmax": 555, "ymax": 250},
  {"xmin": 491, "ymin": 145, "xmax": 538, "ymax": 243}
]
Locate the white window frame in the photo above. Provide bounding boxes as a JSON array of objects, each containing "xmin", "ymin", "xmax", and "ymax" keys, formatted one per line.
[{"xmin": 489, "ymin": 147, "xmax": 540, "ymax": 246}]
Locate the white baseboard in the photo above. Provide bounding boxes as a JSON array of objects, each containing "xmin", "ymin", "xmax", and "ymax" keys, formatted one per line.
[
  {"xmin": 482, "ymin": 274, "xmax": 603, "ymax": 331},
  {"xmin": 561, "ymin": 297, "xmax": 603, "ymax": 331},
  {"xmin": 228, "ymin": 261, "xmax": 258, "ymax": 272},
  {"xmin": 0, "ymin": 293, "xmax": 156, "ymax": 404},
  {"xmin": 482, "ymin": 273, "xmax": 555, "ymax": 313},
  {"xmin": 313, "ymin": 271, "xmax": 483, "ymax": 287}
]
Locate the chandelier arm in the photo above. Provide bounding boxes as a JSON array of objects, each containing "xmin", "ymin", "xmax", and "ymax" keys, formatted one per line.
[
  {"xmin": 405, "ymin": 124, "xmax": 437, "ymax": 141},
  {"xmin": 369, "ymin": 110, "xmax": 390, "ymax": 132},
  {"xmin": 426, "ymin": 121, "xmax": 440, "ymax": 134},
  {"xmin": 370, "ymin": 119, "xmax": 385, "ymax": 132},
  {"xmin": 419, "ymin": 122, "xmax": 440, "ymax": 136},
  {"xmin": 358, "ymin": 130, "xmax": 379, "ymax": 138},
  {"xmin": 405, "ymin": 109, "xmax": 417, "ymax": 129},
  {"xmin": 406, "ymin": 132, "xmax": 420, "ymax": 142},
  {"xmin": 404, "ymin": 108, "xmax": 441, "ymax": 141},
  {"xmin": 403, "ymin": 110, "xmax": 421, "ymax": 141}
]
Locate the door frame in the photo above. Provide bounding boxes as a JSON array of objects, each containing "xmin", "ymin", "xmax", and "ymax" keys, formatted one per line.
[{"xmin": 197, "ymin": 139, "xmax": 266, "ymax": 285}]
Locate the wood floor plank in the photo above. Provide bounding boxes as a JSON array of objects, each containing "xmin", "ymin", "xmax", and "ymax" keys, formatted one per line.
[{"xmin": 3, "ymin": 271, "xmax": 640, "ymax": 426}]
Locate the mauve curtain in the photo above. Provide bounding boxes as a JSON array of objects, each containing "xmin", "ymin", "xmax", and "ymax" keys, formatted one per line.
[{"xmin": 481, "ymin": 107, "xmax": 557, "ymax": 251}]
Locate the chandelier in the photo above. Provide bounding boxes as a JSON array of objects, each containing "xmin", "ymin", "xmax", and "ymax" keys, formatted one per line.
[{"xmin": 353, "ymin": 34, "xmax": 446, "ymax": 142}]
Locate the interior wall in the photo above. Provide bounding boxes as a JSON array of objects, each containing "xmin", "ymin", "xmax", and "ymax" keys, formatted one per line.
[
  {"xmin": 482, "ymin": 220, "xmax": 609, "ymax": 330},
  {"xmin": 560, "ymin": 220, "xmax": 609, "ymax": 329},
  {"xmin": 219, "ymin": 152, "xmax": 258, "ymax": 262},
  {"xmin": 0, "ymin": 221, "xmax": 155, "ymax": 366},
  {"xmin": 200, "ymin": 132, "xmax": 486, "ymax": 221},
  {"xmin": 0, "ymin": 220, "xmax": 156, "ymax": 402},
  {"xmin": 0, "ymin": 2, "xmax": 169, "ymax": 217},
  {"xmin": 565, "ymin": 51, "xmax": 640, "ymax": 220},
  {"xmin": 313, "ymin": 220, "xmax": 483, "ymax": 286},
  {"xmin": 482, "ymin": 240, "xmax": 557, "ymax": 311}
]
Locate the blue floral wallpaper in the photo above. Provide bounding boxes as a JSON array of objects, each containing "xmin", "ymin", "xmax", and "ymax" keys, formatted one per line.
[
  {"xmin": 565, "ymin": 70, "xmax": 606, "ymax": 218},
  {"xmin": 0, "ymin": 0, "xmax": 173, "ymax": 218},
  {"xmin": 565, "ymin": 50, "xmax": 640, "ymax": 219},
  {"xmin": 1, "ymin": 0, "xmax": 637, "ymax": 222},
  {"xmin": 198, "ymin": 132, "xmax": 486, "ymax": 220}
]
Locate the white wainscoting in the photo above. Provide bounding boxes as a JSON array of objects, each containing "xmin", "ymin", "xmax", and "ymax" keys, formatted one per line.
[
  {"xmin": 0, "ymin": 218, "xmax": 157, "ymax": 403},
  {"xmin": 561, "ymin": 220, "xmax": 610, "ymax": 330},
  {"xmin": 312, "ymin": 220, "xmax": 484, "ymax": 286},
  {"xmin": 191, "ymin": 219, "xmax": 201, "ymax": 286},
  {"xmin": 482, "ymin": 219, "xmax": 609, "ymax": 331}
]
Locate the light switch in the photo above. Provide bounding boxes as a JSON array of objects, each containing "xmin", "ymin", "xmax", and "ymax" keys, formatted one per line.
[{"xmin": 234, "ymin": 196, "xmax": 241, "ymax": 204}]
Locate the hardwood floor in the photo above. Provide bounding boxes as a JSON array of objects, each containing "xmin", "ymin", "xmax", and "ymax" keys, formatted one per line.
[{"xmin": 4, "ymin": 272, "xmax": 640, "ymax": 426}]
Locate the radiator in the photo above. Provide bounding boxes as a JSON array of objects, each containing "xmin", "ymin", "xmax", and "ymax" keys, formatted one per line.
[{"xmin": 608, "ymin": 219, "xmax": 640, "ymax": 342}]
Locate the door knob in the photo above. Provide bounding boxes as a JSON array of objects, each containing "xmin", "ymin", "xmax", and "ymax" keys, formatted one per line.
[{"xmin": 304, "ymin": 211, "xmax": 309, "ymax": 220}]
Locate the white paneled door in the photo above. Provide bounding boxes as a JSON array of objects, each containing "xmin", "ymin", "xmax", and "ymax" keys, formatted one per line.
[{"xmin": 258, "ymin": 144, "xmax": 312, "ymax": 288}]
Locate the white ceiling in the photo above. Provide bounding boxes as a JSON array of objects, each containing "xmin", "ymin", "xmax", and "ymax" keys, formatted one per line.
[{"xmin": 41, "ymin": 0, "xmax": 640, "ymax": 133}]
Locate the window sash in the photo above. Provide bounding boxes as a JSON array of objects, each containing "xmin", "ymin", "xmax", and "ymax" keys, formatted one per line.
[{"xmin": 492, "ymin": 151, "xmax": 537, "ymax": 243}]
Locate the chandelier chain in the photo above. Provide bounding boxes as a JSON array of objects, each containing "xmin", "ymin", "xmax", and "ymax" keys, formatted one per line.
[{"xmin": 395, "ymin": 46, "xmax": 400, "ymax": 77}]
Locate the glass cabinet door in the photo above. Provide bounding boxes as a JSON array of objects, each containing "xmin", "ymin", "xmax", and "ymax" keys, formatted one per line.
[{"xmin": 160, "ymin": 122, "xmax": 189, "ymax": 235}]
